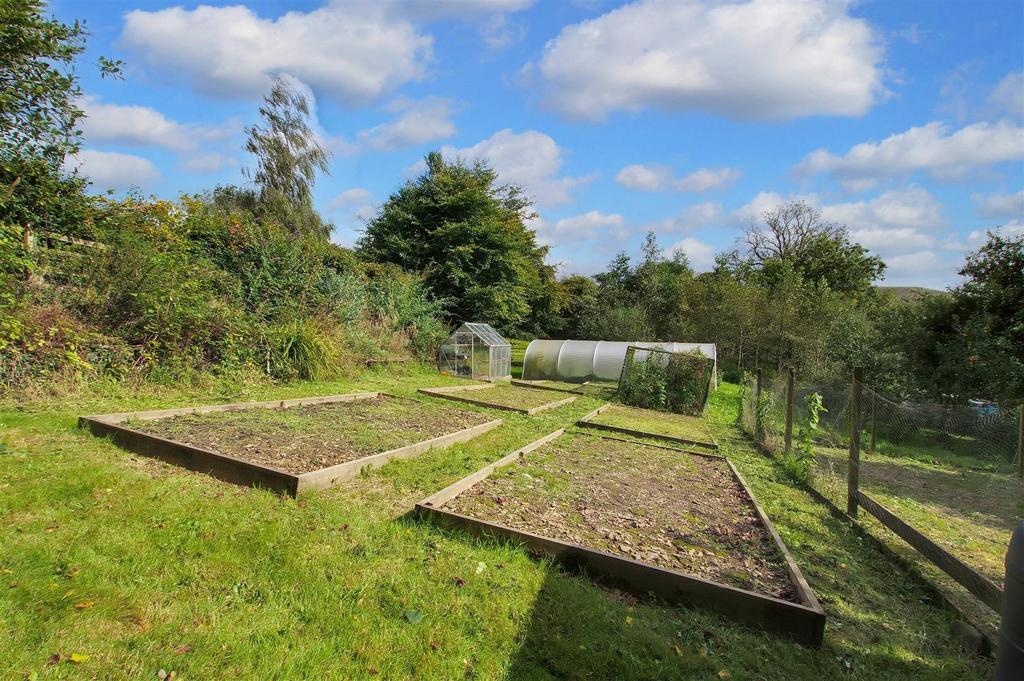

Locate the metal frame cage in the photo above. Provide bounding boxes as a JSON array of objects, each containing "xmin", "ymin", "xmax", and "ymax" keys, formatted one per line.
[{"xmin": 438, "ymin": 323, "xmax": 512, "ymax": 381}]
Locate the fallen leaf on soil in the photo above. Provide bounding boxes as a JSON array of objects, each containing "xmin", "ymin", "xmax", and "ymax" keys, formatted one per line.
[
  {"xmin": 475, "ymin": 562, "xmax": 486, "ymax": 574},
  {"xmin": 174, "ymin": 645, "xmax": 192, "ymax": 654},
  {"xmin": 453, "ymin": 577, "xmax": 465, "ymax": 587},
  {"xmin": 68, "ymin": 653, "xmax": 89, "ymax": 664},
  {"xmin": 47, "ymin": 653, "xmax": 60, "ymax": 666},
  {"xmin": 404, "ymin": 610, "xmax": 424, "ymax": 624},
  {"xmin": 73, "ymin": 601, "xmax": 94, "ymax": 609},
  {"xmin": 718, "ymin": 672, "xmax": 731, "ymax": 679}
]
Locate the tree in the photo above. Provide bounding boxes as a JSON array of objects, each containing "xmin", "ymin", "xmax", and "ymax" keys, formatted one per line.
[
  {"xmin": 357, "ymin": 152, "xmax": 553, "ymax": 334},
  {"xmin": 0, "ymin": 0, "xmax": 121, "ymax": 165},
  {"xmin": 244, "ymin": 77, "xmax": 331, "ymax": 237},
  {"xmin": 745, "ymin": 200, "xmax": 884, "ymax": 293}
]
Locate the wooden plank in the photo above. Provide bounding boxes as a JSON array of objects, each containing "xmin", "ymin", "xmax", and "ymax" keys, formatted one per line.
[
  {"xmin": 419, "ymin": 386, "xmax": 574, "ymax": 415},
  {"xmin": 575, "ymin": 419, "xmax": 718, "ymax": 451},
  {"xmin": 84, "ymin": 392, "xmax": 381, "ymax": 424},
  {"xmin": 570, "ymin": 429, "xmax": 726, "ymax": 461},
  {"xmin": 848, "ymin": 367, "xmax": 863, "ymax": 516},
  {"xmin": 510, "ymin": 379, "xmax": 586, "ymax": 395},
  {"xmin": 80, "ymin": 418, "xmax": 300, "ymax": 495},
  {"xmin": 525, "ymin": 395, "xmax": 577, "ymax": 415},
  {"xmin": 415, "ymin": 432, "xmax": 826, "ymax": 647},
  {"xmin": 296, "ymin": 418, "xmax": 503, "ymax": 493},
  {"xmin": 419, "ymin": 429, "xmax": 565, "ymax": 509},
  {"xmin": 416, "ymin": 383, "xmax": 495, "ymax": 395},
  {"xmin": 81, "ymin": 392, "xmax": 500, "ymax": 497},
  {"xmin": 858, "ymin": 491, "xmax": 1003, "ymax": 613},
  {"xmin": 727, "ymin": 461, "xmax": 824, "ymax": 621}
]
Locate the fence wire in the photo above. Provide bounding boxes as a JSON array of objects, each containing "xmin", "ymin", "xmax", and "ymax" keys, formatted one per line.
[{"xmin": 741, "ymin": 370, "xmax": 1023, "ymax": 640}]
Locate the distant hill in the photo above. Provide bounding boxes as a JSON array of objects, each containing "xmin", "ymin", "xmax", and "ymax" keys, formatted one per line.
[{"xmin": 875, "ymin": 286, "xmax": 946, "ymax": 302}]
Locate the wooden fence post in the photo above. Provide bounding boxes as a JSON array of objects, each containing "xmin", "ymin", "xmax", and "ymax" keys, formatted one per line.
[
  {"xmin": 784, "ymin": 367, "xmax": 795, "ymax": 456},
  {"xmin": 848, "ymin": 367, "xmax": 863, "ymax": 516},
  {"xmin": 755, "ymin": 368, "xmax": 763, "ymax": 440}
]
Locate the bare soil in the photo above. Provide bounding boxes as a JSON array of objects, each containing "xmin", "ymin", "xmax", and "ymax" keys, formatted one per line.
[
  {"xmin": 128, "ymin": 396, "xmax": 493, "ymax": 474},
  {"xmin": 444, "ymin": 432, "xmax": 797, "ymax": 600}
]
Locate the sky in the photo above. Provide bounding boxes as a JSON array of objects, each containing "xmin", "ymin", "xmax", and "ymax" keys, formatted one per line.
[{"xmin": 54, "ymin": 0, "xmax": 1024, "ymax": 289}]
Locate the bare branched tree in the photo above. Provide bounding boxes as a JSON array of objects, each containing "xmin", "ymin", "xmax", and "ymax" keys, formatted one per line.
[{"xmin": 744, "ymin": 200, "xmax": 842, "ymax": 265}]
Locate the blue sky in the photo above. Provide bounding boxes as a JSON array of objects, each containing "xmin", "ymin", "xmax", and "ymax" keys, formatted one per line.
[{"xmin": 54, "ymin": 0, "xmax": 1024, "ymax": 288}]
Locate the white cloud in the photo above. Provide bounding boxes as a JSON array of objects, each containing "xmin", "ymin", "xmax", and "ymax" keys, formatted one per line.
[
  {"xmin": 357, "ymin": 98, "xmax": 456, "ymax": 151},
  {"xmin": 795, "ymin": 121, "xmax": 1024, "ymax": 188},
  {"xmin": 121, "ymin": 3, "xmax": 432, "ymax": 105},
  {"xmin": 65, "ymin": 150, "xmax": 160, "ymax": 190},
  {"xmin": 676, "ymin": 167, "xmax": 741, "ymax": 193},
  {"xmin": 646, "ymin": 202, "xmax": 724, "ymax": 233},
  {"xmin": 972, "ymin": 189, "xmax": 1024, "ymax": 219},
  {"xmin": 883, "ymin": 250, "xmax": 949, "ymax": 287},
  {"xmin": 536, "ymin": 210, "xmax": 627, "ymax": 245},
  {"xmin": 615, "ymin": 164, "xmax": 671, "ymax": 191},
  {"xmin": 821, "ymin": 186, "xmax": 946, "ymax": 233},
  {"xmin": 430, "ymin": 129, "xmax": 589, "ymax": 207},
  {"xmin": 988, "ymin": 71, "xmax": 1024, "ymax": 120},
  {"xmin": 533, "ymin": 0, "xmax": 885, "ymax": 122},
  {"xmin": 330, "ymin": 188, "xmax": 373, "ymax": 210},
  {"xmin": 78, "ymin": 96, "xmax": 242, "ymax": 152},
  {"xmin": 967, "ymin": 221, "xmax": 1024, "ymax": 244},
  {"xmin": 667, "ymin": 237, "xmax": 716, "ymax": 272},
  {"xmin": 180, "ymin": 153, "xmax": 236, "ymax": 173},
  {"xmin": 615, "ymin": 164, "xmax": 739, "ymax": 193}
]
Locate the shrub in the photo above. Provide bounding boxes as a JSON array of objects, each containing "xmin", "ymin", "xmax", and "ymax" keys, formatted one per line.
[{"xmin": 618, "ymin": 347, "xmax": 713, "ymax": 415}]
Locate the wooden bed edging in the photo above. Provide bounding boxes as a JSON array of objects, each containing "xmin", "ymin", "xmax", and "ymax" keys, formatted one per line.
[
  {"xmin": 857, "ymin": 491, "xmax": 1003, "ymax": 613},
  {"xmin": 80, "ymin": 392, "xmax": 502, "ymax": 497},
  {"xmin": 569, "ymin": 428, "xmax": 726, "ymax": 461},
  {"xmin": 510, "ymin": 379, "xmax": 591, "ymax": 395},
  {"xmin": 576, "ymin": 403, "xmax": 719, "ymax": 450},
  {"xmin": 415, "ymin": 430, "xmax": 826, "ymax": 647},
  {"xmin": 418, "ymin": 386, "xmax": 577, "ymax": 415}
]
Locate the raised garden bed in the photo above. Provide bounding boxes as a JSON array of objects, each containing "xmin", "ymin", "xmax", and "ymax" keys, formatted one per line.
[
  {"xmin": 80, "ymin": 393, "xmax": 501, "ymax": 496},
  {"xmin": 577, "ymin": 403, "xmax": 717, "ymax": 450},
  {"xmin": 418, "ymin": 383, "xmax": 576, "ymax": 415},
  {"xmin": 417, "ymin": 430, "xmax": 824, "ymax": 646}
]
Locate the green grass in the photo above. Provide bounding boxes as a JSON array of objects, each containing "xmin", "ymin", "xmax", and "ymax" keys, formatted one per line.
[
  {"xmin": 589, "ymin": 404, "xmax": 715, "ymax": 446},
  {"xmin": 0, "ymin": 369, "xmax": 993, "ymax": 679},
  {"xmin": 510, "ymin": 340, "xmax": 530, "ymax": 379}
]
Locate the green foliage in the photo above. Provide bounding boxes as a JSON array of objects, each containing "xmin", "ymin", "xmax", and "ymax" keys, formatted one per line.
[
  {"xmin": 619, "ymin": 349, "xmax": 712, "ymax": 415},
  {"xmin": 782, "ymin": 391, "xmax": 826, "ymax": 482},
  {"xmin": 243, "ymin": 77, "xmax": 332, "ymax": 237},
  {"xmin": 0, "ymin": 156, "xmax": 92, "ymax": 236},
  {"xmin": 358, "ymin": 152, "xmax": 554, "ymax": 335}
]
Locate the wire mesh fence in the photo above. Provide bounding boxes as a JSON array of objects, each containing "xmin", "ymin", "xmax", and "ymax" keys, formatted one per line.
[{"xmin": 741, "ymin": 367, "xmax": 1023, "ymax": 640}]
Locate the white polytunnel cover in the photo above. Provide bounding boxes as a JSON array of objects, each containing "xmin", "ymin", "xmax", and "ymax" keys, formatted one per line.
[{"xmin": 522, "ymin": 340, "xmax": 717, "ymax": 383}]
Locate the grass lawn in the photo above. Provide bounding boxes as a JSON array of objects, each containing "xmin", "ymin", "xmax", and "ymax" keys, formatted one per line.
[
  {"xmin": 586, "ymin": 404, "xmax": 716, "ymax": 447},
  {"xmin": 813, "ymin": 446, "xmax": 1020, "ymax": 641},
  {"xmin": 0, "ymin": 368, "xmax": 993, "ymax": 679},
  {"xmin": 439, "ymin": 384, "xmax": 575, "ymax": 411}
]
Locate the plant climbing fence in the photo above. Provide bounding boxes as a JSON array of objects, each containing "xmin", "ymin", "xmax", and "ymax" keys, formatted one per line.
[{"xmin": 741, "ymin": 367, "xmax": 1023, "ymax": 643}]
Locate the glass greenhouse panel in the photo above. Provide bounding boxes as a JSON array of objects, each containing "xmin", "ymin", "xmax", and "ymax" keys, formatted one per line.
[{"xmin": 438, "ymin": 323, "xmax": 511, "ymax": 381}]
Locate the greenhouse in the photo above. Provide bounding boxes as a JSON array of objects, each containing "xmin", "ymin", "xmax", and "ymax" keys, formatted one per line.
[
  {"xmin": 437, "ymin": 323, "xmax": 512, "ymax": 381},
  {"xmin": 522, "ymin": 340, "xmax": 717, "ymax": 384}
]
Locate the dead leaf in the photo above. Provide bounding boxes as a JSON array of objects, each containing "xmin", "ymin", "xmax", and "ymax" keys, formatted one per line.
[
  {"xmin": 47, "ymin": 653, "xmax": 60, "ymax": 666},
  {"xmin": 453, "ymin": 577, "xmax": 465, "ymax": 587},
  {"xmin": 73, "ymin": 601, "xmax": 94, "ymax": 610},
  {"xmin": 68, "ymin": 653, "xmax": 89, "ymax": 664},
  {"xmin": 174, "ymin": 645, "xmax": 192, "ymax": 654},
  {"xmin": 718, "ymin": 672, "xmax": 731, "ymax": 679}
]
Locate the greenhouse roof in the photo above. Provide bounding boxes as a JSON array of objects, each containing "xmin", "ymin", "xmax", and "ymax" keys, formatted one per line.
[{"xmin": 460, "ymin": 323, "xmax": 510, "ymax": 347}]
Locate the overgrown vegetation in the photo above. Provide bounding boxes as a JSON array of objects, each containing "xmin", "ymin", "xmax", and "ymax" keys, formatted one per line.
[{"xmin": 618, "ymin": 347, "xmax": 713, "ymax": 415}]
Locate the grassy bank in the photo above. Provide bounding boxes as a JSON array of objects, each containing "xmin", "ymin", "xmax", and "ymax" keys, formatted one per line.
[{"xmin": 0, "ymin": 369, "xmax": 992, "ymax": 679}]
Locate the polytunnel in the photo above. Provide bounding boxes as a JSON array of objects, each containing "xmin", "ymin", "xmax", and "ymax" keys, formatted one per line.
[{"xmin": 521, "ymin": 340, "xmax": 716, "ymax": 384}]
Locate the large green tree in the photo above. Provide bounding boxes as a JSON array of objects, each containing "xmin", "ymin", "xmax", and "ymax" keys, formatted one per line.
[
  {"xmin": 744, "ymin": 200, "xmax": 884, "ymax": 294},
  {"xmin": 358, "ymin": 152, "xmax": 554, "ymax": 334}
]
